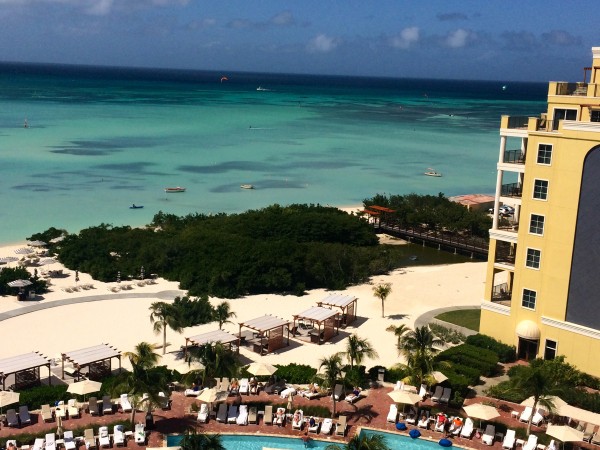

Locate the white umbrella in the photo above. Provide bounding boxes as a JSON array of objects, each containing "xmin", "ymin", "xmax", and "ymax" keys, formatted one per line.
[
  {"xmin": 28, "ymin": 240, "xmax": 47, "ymax": 247},
  {"xmin": 38, "ymin": 258, "xmax": 57, "ymax": 266},
  {"xmin": 14, "ymin": 247, "xmax": 34, "ymax": 255},
  {"xmin": 0, "ymin": 391, "xmax": 19, "ymax": 413},
  {"xmin": 546, "ymin": 424, "xmax": 584, "ymax": 450},
  {"xmin": 7, "ymin": 279, "xmax": 32, "ymax": 288},
  {"xmin": 0, "ymin": 256, "xmax": 18, "ymax": 264},
  {"xmin": 463, "ymin": 403, "xmax": 500, "ymax": 427},
  {"xmin": 67, "ymin": 380, "xmax": 102, "ymax": 398},
  {"xmin": 246, "ymin": 362, "xmax": 278, "ymax": 377},
  {"xmin": 521, "ymin": 395, "xmax": 568, "ymax": 414},
  {"xmin": 197, "ymin": 388, "xmax": 218, "ymax": 403},
  {"xmin": 287, "ymin": 392, "xmax": 294, "ymax": 412},
  {"xmin": 432, "ymin": 371, "xmax": 448, "ymax": 383},
  {"xmin": 387, "ymin": 390, "xmax": 422, "ymax": 405}
]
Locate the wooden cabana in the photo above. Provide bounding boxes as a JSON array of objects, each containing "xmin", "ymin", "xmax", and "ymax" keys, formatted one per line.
[
  {"xmin": 238, "ymin": 315, "xmax": 290, "ymax": 355},
  {"xmin": 0, "ymin": 352, "xmax": 52, "ymax": 390},
  {"xmin": 184, "ymin": 329, "xmax": 239, "ymax": 356},
  {"xmin": 292, "ymin": 306, "xmax": 340, "ymax": 344},
  {"xmin": 62, "ymin": 344, "xmax": 121, "ymax": 381},
  {"xmin": 317, "ymin": 293, "xmax": 358, "ymax": 327}
]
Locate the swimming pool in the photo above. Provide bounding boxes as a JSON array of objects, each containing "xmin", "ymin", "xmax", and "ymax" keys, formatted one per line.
[{"xmin": 166, "ymin": 429, "xmax": 457, "ymax": 450}]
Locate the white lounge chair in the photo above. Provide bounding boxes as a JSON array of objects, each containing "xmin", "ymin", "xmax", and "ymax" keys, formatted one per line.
[
  {"xmin": 321, "ymin": 418, "xmax": 333, "ymax": 434},
  {"xmin": 134, "ymin": 423, "xmax": 146, "ymax": 445},
  {"xmin": 248, "ymin": 406, "xmax": 258, "ymax": 424},
  {"xmin": 120, "ymin": 394, "xmax": 132, "ymax": 412},
  {"xmin": 532, "ymin": 408, "xmax": 544, "ymax": 425},
  {"xmin": 280, "ymin": 386, "xmax": 297, "ymax": 398},
  {"xmin": 98, "ymin": 426, "xmax": 110, "ymax": 448},
  {"xmin": 308, "ymin": 417, "xmax": 320, "ymax": 433},
  {"xmin": 292, "ymin": 410, "xmax": 304, "ymax": 429},
  {"xmin": 32, "ymin": 438, "xmax": 45, "ymax": 450},
  {"xmin": 45, "ymin": 433, "xmax": 56, "ymax": 450},
  {"xmin": 113, "ymin": 425, "xmax": 125, "ymax": 447},
  {"xmin": 520, "ymin": 406, "xmax": 533, "ymax": 422},
  {"xmin": 418, "ymin": 411, "xmax": 430, "ymax": 428},
  {"xmin": 440, "ymin": 387, "xmax": 451, "ymax": 403},
  {"xmin": 503, "ymin": 429, "xmax": 516, "ymax": 449},
  {"xmin": 419, "ymin": 384, "xmax": 428, "ymax": 399},
  {"xmin": 460, "ymin": 418, "xmax": 474, "ymax": 438},
  {"xmin": 387, "ymin": 404, "xmax": 398, "ymax": 423},
  {"xmin": 84, "ymin": 429, "xmax": 96, "ymax": 449},
  {"xmin": 236, "ymin": 405, "xmax": 248, "ymax": 425},
  {"xmin": 523, "ymin": 434, "xmax": 538, "ymax": 450},
  {"xmin": 431, "ymin": 385, "xmax": 444, "ymax": 402},
  {"xmin": 197, "ymin": 403, "xmax": 209, "ymax": 423},
  {"xmin": 19, "ymin": 405, "xmax": 32, "ymax": 425},
  {"xmin": 263, "ymin": 405, "xmax": 273, "ymax": 425},
  {"xmin": 405, "ymin": 406, "xmax": 418, "ymax": 424},
  {"xmin": 227, "ymin": 404, "xmax": 239, "ymax": 423},
  {"xmin": 67, "ymin": 399, "xmax": 80, "ymax": 418},
  {"xmin": 239, "ymin": 378, "xmax": 249, "ymax": 395},
  {"xmin": 6, "ymin": 409, "xmax": 19, "ymax": 427},
  {"xmin": 158, "ymin": 391, "xmax": 170, "ymax": 409},
  {"xmin": 449, "ymin": 417, "xmax": 463, "ymax": 436},
  {"xmin": 482, "ymin": 424, "xmax": 496, "ymax": 445},
  {"xmin": 275, "ymin": 407, "xmax": 286, "ymax": 426},
  {"xmin": 63, "ymin": 431, "xmax": 76, "ymax": 450},
  {"xmin": 547, "ymin": 440, "xmax": 556, "ymax": 450},
  {"xmin": 336, "ymin": 415, "xmax": 347, "ymax": 436},
  {"xmin": 434, "ymin": 413, "xmax": 447, "ymax": 432}
]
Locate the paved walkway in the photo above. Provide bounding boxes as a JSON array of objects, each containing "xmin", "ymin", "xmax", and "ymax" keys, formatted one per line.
[
  {"xmin": 414, "ymin": 305, "xmax": 480, "ymax": 337},
  {"xmin": 0, "ymin": 290, "xmax": 185, "ymax": 322}
]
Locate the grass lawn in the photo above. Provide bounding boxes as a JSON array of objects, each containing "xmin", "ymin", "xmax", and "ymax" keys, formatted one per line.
[{"xmin": 435, "ymin": 309, "xmax": 480, "ymax": 331}]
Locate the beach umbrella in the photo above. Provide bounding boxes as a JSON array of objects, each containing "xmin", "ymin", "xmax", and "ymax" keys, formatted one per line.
[
  {"xmin": 7, "ymin": 279, "xmax": 32, "ymax": 288},
  {"xmin": 287, "ymin": 392, "xmax": 294, "ymax": 412},
  {"xmin": 0, "ymin": 391, "xmax": 19, "ymax": 413},
  {"xmin": 432, "ymin": 371, "xmax": 448, "ymax": 383},
  {"xmin": 67, "ymin": 380, "xmax": 102, "ymax": 399},
  {"xmin": 546, "ymin": 424, "xmax": 584, "ymax": 450},
  {"xmin": 28, "ymin": 240, "xmax": 47, "ymax": 247},
  {"xmin": 14, "ymin": 247, "xmax": 33, "ymax": 255},
  {"xmin": 463, "ymin": 403, "xmax": 500, "ymax": 428},
  {"xmin": 197, "ymin": 388, "xmax": 218, "ymax": 403},
  {"xmin": 140, "ymin": 266, "xmax": 145, "ymax": 280},
  {"xmin": 38, "ymin": 257, "xmax": 57, "ymax": 266},
  {"xmin": 50, "ymin": 236, "xmax": 65, "ymax": 244},
  {"xmin": 387, "ymin": 390, "xmax": 422, "ymax": 405},
  {"xmin": 56, "ymin": 415, "xmax": 63, "ymax": 438},
  {"xmin": 0, "ymin": 256, "xmax": 18, "ymax": 264},
  {"xmin": 521, "ymin": 395, "xmax": 568, "ymax": 415},
  {"xmin": 116, "ymin": 271, "xmax": 121, "ymax": 283},
  {"xmin": 246, "ymin": 362, "xmax": 278, "ymax": 377}
]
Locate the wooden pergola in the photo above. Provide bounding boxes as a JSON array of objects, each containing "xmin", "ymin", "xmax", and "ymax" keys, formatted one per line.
[
  {"xmin": 62, "ymin": 344, "xmax": 121, "ymax": 381},
  {"xmin": 292, "ymin": 306, "xmax": 340, "ymax": 344},
  {"xmin": 0, "ymin": 352, "xmax": 52, "ymax": 390},
  {"xmin": 238, "ymin": 315, "xmax": 290, "ymax": 355},
  {"xmin": 184, "ymin": 329, "xmax": 239, "ymax": 356},
  {"xmin": 317, "ymin": 293, "xmax": 358, "ymax": 327}
]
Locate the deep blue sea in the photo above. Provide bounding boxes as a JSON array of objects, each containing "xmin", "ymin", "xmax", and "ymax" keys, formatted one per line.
[{"xmin": 0, "ymin": 62, "xmax": 547, "ymax": 244}]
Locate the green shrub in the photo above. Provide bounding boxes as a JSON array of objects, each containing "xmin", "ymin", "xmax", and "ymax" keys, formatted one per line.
[
  {"xmin": 429, "ymin": 323, "xmax": 466, "ymax": 345},
  {"xmin": 436, "ymin": 344, "xmax": 499, "ymax": 377},
  {"xmin": 384, "ymin": 365, "xmax": 408, "ymax": 383},
  {"xmin": 270, "ymin": 403, "xmax": 330, "ymax": 418},
  {"xmin": 443, "ymin": 363, "xmax": 481, "ymax": 386},
  {"xmin": 466, "ymin": 334, "xmax": 517, "ymax": 363},
  {"xmin": 274, "ymin": 363, "xmax": 317, "ymax": 384},
  {"xmin": 18, "ymin": 384, "xmax": 69, "ymax": 410}
]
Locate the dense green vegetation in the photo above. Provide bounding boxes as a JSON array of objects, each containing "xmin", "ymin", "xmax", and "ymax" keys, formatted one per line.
[
  {"xmin": 0, "ymin": 267, "xmax": 48, "ymax": 296},
  {"xmin": 435, "ymin": 309, "xmax": 481, "ymax": 331},
  {"xmin": 465, "ymin": 334, "xmax": 517, "ymax": 363},
  {"xmin": 364, "ymin": 192, "xmax": 492, "ymax": 238}
]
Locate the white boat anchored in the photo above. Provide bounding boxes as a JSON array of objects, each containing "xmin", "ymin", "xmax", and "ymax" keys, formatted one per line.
[
  {"xmin": 424, "ymin": 168, "xmax": 442, "ymax": 177},
  {"xmin": 240, "ymin": 184, "xmax": 255, "ymax": 190},
  {"xmin": 164, "ymin": 186, "xmax": 186, "ymax": 193}
]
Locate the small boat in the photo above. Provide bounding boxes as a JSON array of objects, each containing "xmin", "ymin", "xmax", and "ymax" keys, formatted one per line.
[
  {"xmin": 240, "ymin": 184, "xmax": 255, "ymax": 190},
  {"xmin": 164, "ymin": 187, "xmax": 186, "ymax": 193},
  {"xmin": 424, "ymin": 168, "xmax": 442, "ymax": 177},
  {"xmin": 256, "ymin": 86, "xmax": 269, "ymax": 91},
  {"xmin": 409, "ymin": 255, "xmax": 418, "ymax": 261},
  {"xmin": 129, "ymin": 204, "xmax": 144, "ymax": 209}
]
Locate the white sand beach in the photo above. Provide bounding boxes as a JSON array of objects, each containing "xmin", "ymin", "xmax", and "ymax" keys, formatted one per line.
[{"xmin": 0, "ymin": 238, "xmax": 486, "ymax": 374}]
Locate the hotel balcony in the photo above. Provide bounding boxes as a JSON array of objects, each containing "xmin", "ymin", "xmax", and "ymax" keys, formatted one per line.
[
  {"xmin": 492, "ymin": 282, "xmax": 512, "ymax": 306},
  {"xmin": 500, "ymin": 182, "xmax": 522, "ymax": 199},
  {"xmin": 503, "ymin": 149, "xmax": 525, "ymax": 165},
  {"xmin": 494, "ymin": 241, "xmax": 516, "ymax": 269}
]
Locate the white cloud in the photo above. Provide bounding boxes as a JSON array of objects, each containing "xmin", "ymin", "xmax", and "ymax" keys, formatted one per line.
[
  {"xmin": 307, "ymin": 34, "xmax": 339, "ymax": 53},
  {"xmin": 445, "ymin": 28, "xmax": 469, "ymax": 48},
  {"xmin": 86, "ymin": 0, "xmax": 113, "ymax": 16},
  {"xmin": 390, "ymin": 27, "xmax": 419, "ymax": 49},
  {"xmin": 270, "ymin": 10, "xmax": 294, "ymax": 26}
]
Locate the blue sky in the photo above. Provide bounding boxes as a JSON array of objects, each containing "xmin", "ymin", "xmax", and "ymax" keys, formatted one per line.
[{"xmin": 0, "ymin": 0, "xmax": 598, "ymax": 81}]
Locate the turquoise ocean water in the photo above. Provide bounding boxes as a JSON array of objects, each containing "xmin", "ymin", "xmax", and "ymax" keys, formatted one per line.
[{"xmin": 0, "ymin": 63, "xmax": 547, "ymax": 244}]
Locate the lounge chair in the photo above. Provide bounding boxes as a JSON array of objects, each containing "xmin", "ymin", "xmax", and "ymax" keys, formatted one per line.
[
  {"xmin": 405, "ymin": 406, "xmax": 418, "ymax": 424},
  {"xmin": 460, "ymin": 418, "xmax": 474, "ymax": 438},
  {"xmin": 184, "ymin": 385, "xmax": 201, "ymax": 397},
  {"xmin": 419, "ymin": 384, "xmax": 428, "ymax": 399},
  {"xmin": 84, "ymin": 429, "xmax": 97, "ymax": 449},
  {"xmin": 220, "ymin": 378, "xmax": 230, "ymax": 393},
  {"xmin": 134, "ymin": 423, "xmax": 146, "ymax": 445},
  {"xmin": 523, "ymin": 434, "xmax": 538, "ymax": 450},
  {"xmin": 583, "ymin": 423, "xmax": 596, "ymax": 442},
  {"xmin": 321, "ymin": 418, "xmax": 333, "ymax": 435},
  {"xmin": 113, "ymin": 425, "xmax": 125, "ymax": 447},
  {"xmin": 275, "ymin": 407, "xmax": 286, "ymax": 427},
  {"xmin": 547, "ymin": 440, "xmax": 556, "ymax": 450},
  {"xmin": 120, "ymin": 394, "xmax": 132, "ymax": 412},
  {"xmin": 387, "ymin": 404, "xmax": 398, "ymax": 423},
  {"xmin": 482, "ymin": 424, "xmax": 496, "ymax": 445},
  {"xmin": 6, "ymin": 409, "xmax": 19, "ymax": 427},
  {"xmin": 292, "ymin": 410, "xmax": 304, "ymax": 429},
  {"xmin": 336, "ymin": 415, "xmax": 347, "ymax": 436},
  {"xmin": 216, "ymin": 403, "xmax": 228, "ymax": 423},
  {"xmin": 592, "ymin": 432, "xmax": 600, "ymax": 446},
  {"xmin": 449, "ymin": 417, "xmax": 463, "ymax": 436},
  {"xmin": 41, "ymin": 404, "xmax": 53, "ymax": 422},
  {"xmin": 264, "ymin": 405, "xmax": 273, "ymax": 425},
  {"xmin": 45, "ymin": 433, "xmax": 56, "ymax": 450},
  {"xmin": 394, "ymin": 380, "xmax": 403, "ymax": 390},
  {"xmin": 64, "ymin": 431, "xmax": 76, "ymax": 450},
  {"xmin": 102, "ymin": 396, "xmax": 113, "ymax": 414},
  {"xmin": 98, "ymin": 426, "xmax": 110, "ymax": 448},
  {"xmin": 227, "ymin": 404, "xmax": 239, "ymax": 424},
  {"xmin": 434, "ymin": 413, "xmax": 447, "ymax": 432},
  {"xmin": 19, "ymin": 405, "xmax": 32, "ymax": 426},
  {"xmin": 236, "ymin": 405, "xmax": 248, "ymax": 425},
  {"xmin": 197, "ymin": 403, "xmax": 209, "ymax": 423},
  {"xmin": 332, "ymin": 384, "xmax": 344, "ymax": 401},
  {"xmin": 345, "ymin": 388, "xmax": 363, "ymax": 404},
  {"xmin": 308, "ymin": 417, "xmax": 320, "ymax": 433},
  {"xmin": 239, "ymin": 378, "xmax": 250, "ymax": 395},
  {"xmin": 503, "ymin": 429, "xmax": 516, "ymax": 449},
  {"xmin": 67, "ymin": 399, "xmax": 80, "ymax": 418},
  {"xmin": 440, "ymin": 387, "xmax": 451, "ymax": 403},
  {"xmin": 158, "ymin": 392, "xmax": 171, "ymax": 409},
  {"xmin": 33, "ymin": 439, "xmax": 45, "ymax": 450},
  {"xmin": 54, "ymin": 402, "xmax": 66, "ymax": 420},
  {"xmin": 248, "ymin": 406, "xmax": 258, "ymax": 424},
  {"xmin": 532, "ymin": 408, "xmax": 544, "ymax": 426},
  {"xmin": 88, "ymin": 397, "xmax": 99, "ymax": 416},
  {"xmin": 280, "ymin": 386, "xmax": 297, "ymax": 398},
  {"xmin": 519, "ymin": 406, "xmax": 533, "ymax": 422},
  {"xmin": 418, "ymin": 410, "xmax": 430, "ymax": 429},
  {"xmin": 431, "ymin": 385, "xmax": 444, "ymax": 402}
]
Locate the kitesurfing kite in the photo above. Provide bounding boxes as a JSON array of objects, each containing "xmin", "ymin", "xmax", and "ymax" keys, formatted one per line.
[{"xmin": 220, "ymin": 76, "xmax": 228, "ymax": 83}]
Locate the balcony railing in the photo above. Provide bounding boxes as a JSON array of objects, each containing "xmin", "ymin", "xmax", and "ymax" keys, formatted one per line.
[
  {"xmin": 501, "ymin": 182, "xmax": 522, "ymax": 198},
  {"xmin": 503, "ymin": 149, "xmax": 525, "ymax": 164},
  {"xmin": 506, "ymin": 116, "xmax": 529, "ymax": 129},
  {"xmin": 495, "ymin": 243, "xmax": 516, "ymax": 265},
  {"xmin": 492, "ymin": 283, "xmax": 511, "ymax": 302},
  {"xmin": 553, "ymin": 82, "xmax": 588, "ymax": 96}
]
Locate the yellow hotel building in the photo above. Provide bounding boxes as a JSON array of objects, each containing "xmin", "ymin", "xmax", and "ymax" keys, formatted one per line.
[{"xmin": 480, "ymin": 47, "xmax": 600, "ymax": 377}]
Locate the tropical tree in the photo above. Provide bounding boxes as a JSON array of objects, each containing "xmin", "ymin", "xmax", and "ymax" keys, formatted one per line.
[
  {"xmin": 319, "ymin": 352, "xmax": 344, "ymax": 418},
  {"xmin": 123, "ymin": 341, "xmax": 160, "ymax": 369},
  {"xmin": 149, "ymin": 301, "xmax": 184, "ymax": 355},
  {"xmin": 179, "ymin": 430, "xmax": 225, "ymax": 450},
  {"xmin": 386, "ymin": 324, "xmax": 410, "ymax": 352},
  {"xmin": 400, "ymin": 326, "xmax": 443, "ymax": 385},
  {"xmin": 213, "ymin": 301, "xmax": 237, "ymax": 330},
  {"xmin": 372, "ymin": 283, "xmax": 392, "ymax": 318},
  {"xmin": 187, "ymin": 342, "xmax": 240, "ymax": 387},
  {"xmin": 325, "ymin": 432, "xmax": 390, "ymax": 450},
  {"xmin": 345, "ymin": 334, "xmax": 378, "ymax": 370}
]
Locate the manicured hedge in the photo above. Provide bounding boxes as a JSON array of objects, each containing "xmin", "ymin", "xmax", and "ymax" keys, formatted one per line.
[
  {"xmin": 436, "ymin": 344, "xmax": 499, "ymax": 377},
  {"xmin": 18, "ymin": 384, "xmax": 69, "ymax": 410},
  {"xmin": 465, "ymin": 334, "xmax": 516, "ymax": 363},
  {"xmin": 274, "ymin": 363, "xmax": 317, "ymax": 384}
]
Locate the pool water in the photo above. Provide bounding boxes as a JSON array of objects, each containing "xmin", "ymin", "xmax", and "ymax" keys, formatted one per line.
[{"xmin": 166, "ymin": 429, "xmax": 458, "ymax": 450}]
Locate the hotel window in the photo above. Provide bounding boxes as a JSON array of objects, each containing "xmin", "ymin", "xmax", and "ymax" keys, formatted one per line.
[
  {"xmin": 529, "ymin": 214, "xmax": 545, "ymax": 235},
  {"xmin": 544, "ymin": 339, "xmax": 557, "ymax": 360},
  {"xmin": 522, "ymin": 289, "xmax": 537, "ymax": 310},
  {"xmin": 537, "ymin": 144, "xmax": 552, "ymax": 165},
  {"xmin": 591, "ymin": 110, "xmax": 600, "ymax": 122},
  {"xmin": 533, "ymin": 179, "xmax": 548, "ymax": 200},
  {"xmin": 526, "ymin": 248, "xmax": 541, "ymax": 269}
]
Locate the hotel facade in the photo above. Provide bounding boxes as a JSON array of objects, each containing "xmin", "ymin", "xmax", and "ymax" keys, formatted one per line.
[{"xmin": 480, "ymin": 47, "xmax": 600, "ymax": 377}]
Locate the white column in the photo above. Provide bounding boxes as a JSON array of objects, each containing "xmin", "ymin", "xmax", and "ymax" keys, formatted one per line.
[{"xmin": 492, "ymin": 137, "xmax": 507, "ymax": 229}]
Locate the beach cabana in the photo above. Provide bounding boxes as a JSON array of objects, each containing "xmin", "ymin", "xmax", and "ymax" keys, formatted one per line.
[
  {"xmin": 317, "ymin": 293, "xmax": 358, "ymax": 327},
  {"xmin": 184, "ymin": 329, "xmax": 239, "ymax": 356},
  {"xmin": 292, "ymin": 306, "xmax": 340, "ymax": 344},
  {"xmin": 61, "ymin": 344, "xmax": 121, "ymax": 381},
  {"xmin": 238, "ymin": 315, "xmax": 290, "ymax": 355},
  {"xmin": 0, "ymin": 352, "xmax": 52, "ymax": 390}
]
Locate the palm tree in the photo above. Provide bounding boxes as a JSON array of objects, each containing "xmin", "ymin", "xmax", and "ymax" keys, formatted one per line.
[
  {"xmin": 180, "ymin": 430, "xmax": 225, "ymax": 450},
  {"xmin": 325, "ymin": 432, "xmax": 390, "ymax": 450},
  {"xmin": 401, "ymin": 326, "xmax": 443, "ymax": 385},
  {"xmin": 372, "ymin": 283, "xmax": 392, "ymax": 318},
  {"xmin": 213, "ymin": 301, "xmax": 237, "ymax": 330},
  {"xmin": 187, "ymin": 342, "xmax": 239, "ymax": 387},
  {"xmin": 149, "ymin": 301, "xmax": 184, "ymax": 355},
  {"xmin": 319, "ymin": 352, "xmax": 344, "ymax": 418},
  {"xmin": 345, "ymin": 334, "xmax": 378, "ymax": 370},
  {"xmin": 123, "ymin": 341, "xmax": 160, "ymax": 370},
  {"xmin": 386, "ymin": 324, "xmax": 410, "ymax": 353}
]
